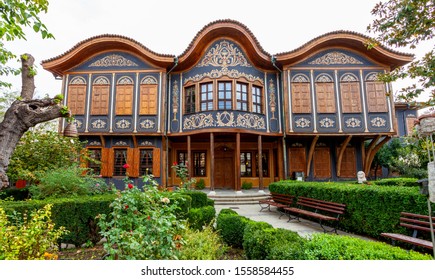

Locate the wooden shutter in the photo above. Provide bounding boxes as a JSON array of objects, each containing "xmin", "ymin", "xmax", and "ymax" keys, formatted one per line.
[
  {"xmin": 291, "ymin": 83, "xmax": 311, "ymax": 114},
  {"xmin": 289, "ymin": 147, "xmax": 306, "ymax": 175},
  {"xmin": 152, "ymin": 148, "xmax": 161, "ymax": 178},
  {"xmin": 101, "ymin": 148, "xmax": 112, "ymax": 177},
  {"xmin": 316, "ymin": 83, "xmax": 336, "ymax": 113},
  {"xmin": 313, "ymin": 147, "xmax": 331, "ymax": 178},
  {"xmin": 67, "ymin": 85, "xmax": 86, "ymax": 115},
  {"xmin": 115, "ymin": 85, "xmax": 133, "ymax": 115},
  {"xmin": 140, "ymin": 84, "xmax": 157, "ymax": 115},
  {"xmin": 125, "ymin": 147, "xmax": 137, "ymax": 177},
  {"xmin": 91, "ymin": 85, "xmax": 109, "ymax": 115},
  {"xmin": 340, "ymin": 82, "xmax": 361, "ymax": 113},
  {"xmin": 366, "ymin": 82, "xmax": 388, "ymax": 112},
  {"xmin": 339, "ymin": 147, "xmax": 356, "ymax": 178}
]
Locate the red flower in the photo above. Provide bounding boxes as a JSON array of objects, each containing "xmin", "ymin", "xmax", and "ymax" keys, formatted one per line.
[
  {"xmin": 173, "ymin": 162, "xmax": 178, "ymax": 166},
  {"xmin": 128, "ymin": 183, "xmax": 134, "ymax": 189},
  {"xmin": 124, "ymin": 204, "xmax": 129, "ymax": 210},
  {"xmin": 147, "ymin": 216, "xmax": 151, "ymax": 220},
  {"xmin": 123, "ymin": 163, "xmax": 130, "ymax": 169}
]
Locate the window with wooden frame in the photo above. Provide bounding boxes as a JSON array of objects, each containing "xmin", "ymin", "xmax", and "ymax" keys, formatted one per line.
[
  {"xmin": 289, "ymin": 146, "xmax": 306, "ymax": 176},
  {"xmin": 115, "ymin": 76, "xmax": 134, "ymax": 115},
  {"xmin": 291, "ymin": 75, "xmax": 311, "ymax": 114},
  {"xmin": 184, "ymin": 85, "xmax": 196, "ymax": 114},
  {"xmin": 366, "ymin": 81, "xmax": 388, "ymax": 112},
  {"xmin": 315, "ymin": 74, "xmax": 336, "ymax": 113},
  {"xmin": 240, "ymin": 152, "xmax": 252, "ymax": 177},
  {"xmin": 139, "ymin": 149, "xmax": 153, "ymax": 176},
  {"xmin": 140, "ymin": 76, "xmax": 158, "ymax": 115},
  {"xmin": 252, "ymin": 85, "xmax": 263, "ymax": 114},
  {"xmin": 313, "ymin": 146, "xmax": 331, "ymax": 179},
  {"xmin": 67, "ymin": 77, "xmax": 86, "ymax": 115},
  {"xmin": 340, "ymin": 74, "xmax": 362, "ymax": 113},
  {"xmin": 177, "ymin": 151, "xmax": 206, "ymax": 177},
  {"xmin": 236, "ymin": 82, "xmax": 248, "ymax": 111},
  {"xmin": 218, "ymin": 81, "xmax": 232, "ymax": 110},
  {"xmin": 193, "ymin": 152, "xmax": 206, "ymax": 177},
  {"xmin": 88, "ymin": 148, "xmax": 102, "ymax": 175},
  {"xmin": 338, "ymin": 146, "xmax": 356, "ymax": 178},
  {"xmin": 200, "ymin": 82, "xmax": 213, "ymax": 111},
  {"xmin": 91, "ymin": 76, "xmax": 110, "ymax": 115},
  {"xmin": 256, "ymin": 152, "xmax": 268, "ymax": 177},
  {"xmin": 113, "ymin": 148, "xmax": 128, "ymax": 176}
]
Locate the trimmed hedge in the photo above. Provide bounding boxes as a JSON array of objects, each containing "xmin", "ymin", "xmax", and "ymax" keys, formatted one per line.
[
  {"xmin": 217, "ymin": 210, "xmax": 432, "ymax": 260},
  {"xmin": 373, "ymin": 177, "xmax": 419, "ymax": 187},
  {"xmin": 304, "ymin": 234, "xmax": 432, "ymax": 260},
  {"xmin": 0, "ymin": 194, "xmax": 115, "ymax": 246},
  {"xmin": 187, "ymin": 205, "xmax": 216, "ymax": 230},
  {"xmin": 216, "ymin": 209, "xmax": 250, "ymax": 248},
  {"xmin": 269, "ymin": 180, "xmax": 431, "ymax": 239},
  {"xmin": 183, "ymin": 190, "xmax": 214, "ymax": 208}
]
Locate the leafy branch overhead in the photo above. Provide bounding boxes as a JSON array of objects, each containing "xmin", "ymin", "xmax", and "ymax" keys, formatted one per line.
[{"xmin": 367, "ymin": 0, "xmax": 435, "ymax": 105}]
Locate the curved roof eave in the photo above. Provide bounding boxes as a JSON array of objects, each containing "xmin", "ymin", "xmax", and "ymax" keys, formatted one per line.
[
  {"xmin": 274, "ymin": 31, "xmax": 414, "ymax": 69},
  {"xmin": 41, "ymin": 34, "xmax": 176, "ymax": 77},
  {"xmin": 176, "ymin": 19, "xmax": 274, "ymax": 71}
]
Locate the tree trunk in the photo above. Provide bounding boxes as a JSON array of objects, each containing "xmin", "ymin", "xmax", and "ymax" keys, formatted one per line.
[{"xmin": 0, "ymin": 54, "xmax": 67, "ymax": 190}]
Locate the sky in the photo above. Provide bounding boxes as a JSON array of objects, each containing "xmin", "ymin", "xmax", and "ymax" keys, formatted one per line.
[{"xmin": 2, "ymin": 0, "xmax": 433, "ymax": 101}]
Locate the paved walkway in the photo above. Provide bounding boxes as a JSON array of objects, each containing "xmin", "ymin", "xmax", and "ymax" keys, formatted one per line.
[{"xmin": 205, "ymin": 188, "xmax": 374, "ymax": 240}]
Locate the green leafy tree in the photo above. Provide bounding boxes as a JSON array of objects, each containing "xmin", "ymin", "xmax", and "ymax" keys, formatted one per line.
[
  {"xmin": 7, "ymin": 129, "xmax": 85, "ymax": 184},
  {"xmin": 0, "ymin": 0, "xmax": 69, "ymax": 189},
  {"xmin": 367, "ymin": 0, "xmax": 435, "ymax": 104}
]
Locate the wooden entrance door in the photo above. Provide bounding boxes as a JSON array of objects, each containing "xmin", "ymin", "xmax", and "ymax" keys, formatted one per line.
[
  {"xmin": 313, "ymin": 147, "xmax": 331, "ymax": 179},
  {"xmin": 214, "ymin": 154, "xmax": 234, "ymax": 189}
]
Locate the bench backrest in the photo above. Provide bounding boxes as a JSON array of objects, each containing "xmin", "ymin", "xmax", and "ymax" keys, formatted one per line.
[
  {"xmin": 400, "ymin": 212, "xmax": 435, "ymax": 233},
  {"xmin": 270, "ymin": 192, "xmax": 294, "ymax": 205},
  {"xmin": 297, "ymin": 196, "xmax": 346, "ymax": 216}
]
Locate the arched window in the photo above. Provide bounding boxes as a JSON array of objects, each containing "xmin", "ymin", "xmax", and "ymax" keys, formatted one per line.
[
  {"xmin": 68, "ymin": 76, "xmax": 86, "ymax": 115},
  {"xmin": 340, "ymin": 73, "xmax": 361, "ymax": 113},
  {"xmin": 91, "ymin": 76, "xmax": 110, "ymax": 115},
  {"xmin": 291, "ymin": 74, "xmax": 311, "ymax": 114},
  {"xmin": 365, "ymin": 72, "xmax": 388, "ymax": 112},
  {"xmin": 139, "ymin": 76, "xmax": 158, "ymax": 115},
  {"xmin": 315, "ymin": 74, "xmax": 335, "ymax": 113},
  {"xmin": 116, "ymin": 76, "xmax": 134, "ymax": 115}
]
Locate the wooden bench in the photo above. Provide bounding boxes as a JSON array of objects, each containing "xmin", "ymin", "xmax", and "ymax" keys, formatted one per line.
[
  {"xmin": 259, "ymin": 192, "xmax": 294, "ymax": 218},
  {"xmin": 381, "ymin": 212, "xmax": 435, "ymax": 250},
  {"xmin": 283, "ymin": 196, "xmax": 346, "ymax": 234}
]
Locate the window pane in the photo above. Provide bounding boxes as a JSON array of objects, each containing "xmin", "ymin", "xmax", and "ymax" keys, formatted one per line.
[
  {"xmin": 114, "ymin": 149, "xmax": 127, "ymax": 176},
  {"xmin": 139, "ymin": 149, "xmax": 153, "ymax": 176}
]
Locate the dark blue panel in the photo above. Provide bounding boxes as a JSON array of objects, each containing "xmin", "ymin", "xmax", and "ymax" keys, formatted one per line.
[
  {"xmin": 137, "ymin": 116, "xmax": 158, "ymax": 132},
  {"xmin": 295, "ymin": 48, "xmax": 377, "ymax": 67},
  {"xmin": 368, "ymin": 113, "xmax": 391, "ymax": 132},
  {"xmin": 293, "ymin": 115, "xmax": 314, "ymax": 132},
  {"xmin": 88, "ymin": 116, "xmax": 110, "ymax": 132},
  {"xmin": 317, "ymin": 114, "xmax": 339, "ymax": 133},
  {"xmin": 342, "ymin": 114, "xmax": 365, "ymax": 133},
  {"xmin": 72, "ymin": 51, "xmax": 155, "ymax": 71},
  {"xmin": 113, "ymin": 116, "xmax": 134, "ymax": 132}
]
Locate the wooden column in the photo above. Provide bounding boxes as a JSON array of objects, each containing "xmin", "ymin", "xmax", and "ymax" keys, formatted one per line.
[
  {"xmin": 306, "ymin": 135, "xmax": 319, "ymax": 177},
  {"xmin": 210, "ymin": 132, "xmax": 215, "ymax": 192},
  {"xmin": 336, "ymin": 135, "xmax": 352, "ymax": 177},
  {"xmin": 258, "ymin": 135, "xmax": 264, "ymax": 190},
  {"xmin": 187, "ymin": 135, "xmax": 191, "ymax": 179},
  {"xmin": 236, "ymin": 133, "xmax": 241, "ymax": 191}
]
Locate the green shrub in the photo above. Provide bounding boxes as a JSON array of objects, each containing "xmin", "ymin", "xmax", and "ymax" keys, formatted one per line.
[
  {"xmin": 242, "ymin": 221, "xmax": 274, "ymax": 259},
  {"xmin": 187, "ymin": 205, "xmax": 216, "ymax": 230},
  {"xmin": 265, "ymin": 228, "xmax": 307, "ymax": 260},
  {"xmin": 183, "ymin": 190, "xmax": 208, "ymax": 208},
  {"xmin": 216, "ymin": 210, "xmax": 250, "ymax": 248},
  {"xmin": 0, "ymin": 194, "xmax": 115, "ymax": 247},
  {"xmin": 241, "ymin": 181, "xmax": 253, "ymax": 190},
  {"xmin": 178, "ymin": 225, "xmax": 227, "ymax": 260},
  {"xmin": 29, "ymin": 166, "xmax": 109, "ymax": 199},
  {"xmin": 373, "ymin": 177, "xmax": 419, "ymax": 187},
  {"xmin": 269, "ymin": 180, "xmax": 432, "ymax": 238},
  {"xmin": 0, "ymin": 187, "xmax": 30, "ymax": 201},
  {"xmin": 97, "ymin": 176, "xmax": 186, "ymax": 260},
  {"xmin": 0, "ymin": 204, "xmax": 67, "ymax": 260},
  {"xmin": 195, "ymin": 178, "xmax": 206, "ymax": 190},
  {"xmin": 304, "ymin": 233, "xmax": 432, "ymax": 260}
]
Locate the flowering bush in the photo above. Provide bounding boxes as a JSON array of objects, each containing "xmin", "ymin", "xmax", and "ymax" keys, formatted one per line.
[
  {"xmin": 171, "ymin": 162, "xmax": 196, "ymax": 190},
  {"xmin": 0, "ymin": 204, "xmax": 67, "ymax": 260},
  {"xmin": 97, "ymin": 175, "xmax": 186, "ymax": 260}
]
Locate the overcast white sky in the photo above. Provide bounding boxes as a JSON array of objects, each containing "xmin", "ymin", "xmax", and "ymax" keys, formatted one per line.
[{"xmin": 2, "ymin": 0, "xmax": 433, "ymax": 101}]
